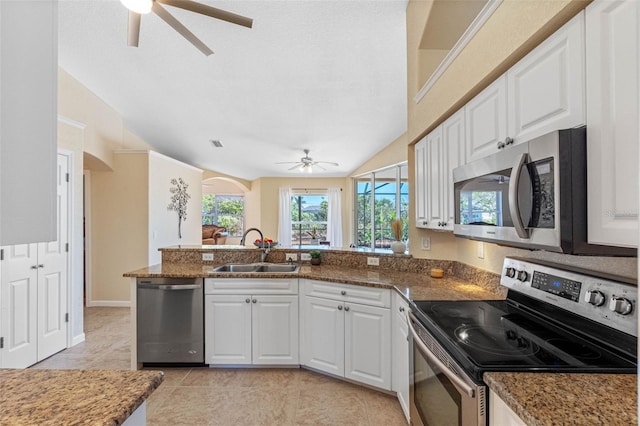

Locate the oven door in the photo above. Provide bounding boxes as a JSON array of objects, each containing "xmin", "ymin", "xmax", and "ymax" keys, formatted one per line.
[{"xmin": 408, "ymin": 312, "xmax": 486, "ymax": 426}]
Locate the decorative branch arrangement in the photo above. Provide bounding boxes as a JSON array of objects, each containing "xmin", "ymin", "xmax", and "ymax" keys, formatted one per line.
[
  {"xmin": 391, "ymin": 218, "xmax": 403, "ymax": 241},
  {"xmin": 167, "ymin": 178, "xmax": 191, "ymax": 239}
]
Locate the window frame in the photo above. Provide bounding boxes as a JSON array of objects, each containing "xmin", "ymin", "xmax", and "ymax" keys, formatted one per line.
[
  {"xmin": 290, "ymin": 190, "xmax": 329, "ymax": 246},
  {"xmin": 202, "ymin": 194, "xmax": 245, "ymax": 238}
]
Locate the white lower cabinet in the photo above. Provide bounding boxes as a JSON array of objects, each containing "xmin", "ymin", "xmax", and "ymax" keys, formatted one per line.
[
  {"xmin": 489, "ymin": 392, "xmax": 526, "ymax": 426},
  {"xmin": 301, "ymin": 279, "xmax": 391, "ymax": 390},
  {"xmin": 204, "ymin": 279, "xmax": 299, "ymax": 366},
  {"xmin": 391, "ymin": 292, "xmax": 410, "ymax": 423}
]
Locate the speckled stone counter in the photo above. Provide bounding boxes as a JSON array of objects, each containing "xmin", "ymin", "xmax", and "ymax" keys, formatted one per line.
[
  {"xmin": 0, "ymin": 369, "xmax": 164, "ymax": 425},
  {"xmin": 484, "ymin": 372, "xmax": 637, "ymax": 426},
  {"xmin": 124, "ymin": 263, "xmax": 506, "ymax": 301}
]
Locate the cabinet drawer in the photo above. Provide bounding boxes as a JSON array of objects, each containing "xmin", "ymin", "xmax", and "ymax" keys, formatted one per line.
[
  {"xmin": 205, "ymin": 278, "xmax": 298, "ymax": 295},
  {"xmin": 302, "ymin": 279, "xmax": 390, "ymax": 308}
]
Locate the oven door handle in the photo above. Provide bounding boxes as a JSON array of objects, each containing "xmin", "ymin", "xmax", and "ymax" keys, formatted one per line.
[
  {"xmin": 407, "ymin": 311, "xmax": 475, "ymax": 398},
  {"xmin": 508, "ymin": 153, "xmax": 531, "ymax": 239}
]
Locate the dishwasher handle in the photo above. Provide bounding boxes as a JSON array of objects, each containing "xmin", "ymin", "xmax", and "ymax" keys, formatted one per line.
[{"xmin": 138, "ymin": 284, "xmax": 202, "ymax": 291}]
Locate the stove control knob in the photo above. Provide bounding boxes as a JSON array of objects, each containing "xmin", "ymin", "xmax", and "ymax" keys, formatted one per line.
[
  {"xmin": 516, "ymin": 270, "xmax": 528, "ymax": 282},
  {"xmin": 609, "ymin": 297, "xmax": 633, "ymax": 315},
  {"xmin": 584, "ymin": 290, "xmax": 606, "ymax": 307},
  {"xmin": 505, "ymin": 267, "xmax": 516, "ymax": 278}
]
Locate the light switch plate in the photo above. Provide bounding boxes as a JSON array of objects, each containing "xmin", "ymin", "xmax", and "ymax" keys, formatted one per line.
[
  {"xmin": 202, "ymin": 253, "xmax": 214, "ymax": 261},
  {"xmin": 477, "ymin": 241, "xmax": 484, "ymax": 259},
  {"xmin": 422, "ymin": 237, "xmax": 431, "ymax": 250},
  {"xmin": 367, "ymin": 257, "xmax": 379, "ymax": 266}
]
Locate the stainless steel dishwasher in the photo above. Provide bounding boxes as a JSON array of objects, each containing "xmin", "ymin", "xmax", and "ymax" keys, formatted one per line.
[{"xmin": 137, "ymin": 277, "xmax": 204, "ymax": 363}]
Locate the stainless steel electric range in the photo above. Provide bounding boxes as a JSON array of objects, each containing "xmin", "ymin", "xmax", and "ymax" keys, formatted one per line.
[{"xmin": 407, "ymin": 256, "xmax": 638, "ymax": 426}]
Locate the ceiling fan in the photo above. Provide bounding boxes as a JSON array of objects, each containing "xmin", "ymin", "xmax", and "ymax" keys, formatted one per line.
[
  {"xmin": 120, "ymin": 0, "xmax": 253, "ymax": 56},
  {"xmin": 276, "ymin": 149, "xmax": 339, "ymax": 173}
]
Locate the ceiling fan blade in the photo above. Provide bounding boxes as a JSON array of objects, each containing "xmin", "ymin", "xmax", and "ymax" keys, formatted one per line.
[
  {"xmin": 317, "ymin": 161, "xmax": 339, "ymax": 167},
  {"xmin": 152, "ymin": 2, "xmax": 214, "ymax": 56},
  {"xmin": 288, "ymin": 164, "xmax": 303, "ymax": 171},
  {"xmin": 156, "ymin": 0, "xmax": 253, "ymax": 28},
  {"xmin": 127, "ymin": 10, "xmax": 141, "ymax": 47},
  {"xmin": 314, "ymin": 164, "xmax": 327, "ymax": 171}
]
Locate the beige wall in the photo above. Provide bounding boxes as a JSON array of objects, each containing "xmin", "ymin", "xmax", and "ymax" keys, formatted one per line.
[
  {"xmin": 148, "ymin": 151, "xmax": 203, "ymax": 264},
  {"xmin": 90, "ymin": 153, "xmax": 148, "ymax": 303},
  {"xmin": 350, "ymin": 132, "xmax": 409, "ymax": 176}
]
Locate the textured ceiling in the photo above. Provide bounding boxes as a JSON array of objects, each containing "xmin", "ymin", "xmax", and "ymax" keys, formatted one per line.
[{"xmin": 58, "ymin": 0, "xmax": 408, "ymax": 180}]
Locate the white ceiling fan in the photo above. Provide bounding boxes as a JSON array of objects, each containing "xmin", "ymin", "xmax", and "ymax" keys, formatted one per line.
[
  {"xmin": 120, "ymin": 0, "xmax": 253, "ymax": 56},
  {"xmin": 276, "ymin": 149, "xmax": 339, "ymax": 173}
]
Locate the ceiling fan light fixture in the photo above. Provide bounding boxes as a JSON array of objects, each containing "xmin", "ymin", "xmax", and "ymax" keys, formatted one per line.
[{"xmin": 121, "ymin": 0, "xmax": 152, "ymax": 14}]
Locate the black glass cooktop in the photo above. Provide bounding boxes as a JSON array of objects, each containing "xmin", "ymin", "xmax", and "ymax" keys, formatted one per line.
[{"xmin": 411, "ymin": 298, "xmax": 636, "ymax": 380}]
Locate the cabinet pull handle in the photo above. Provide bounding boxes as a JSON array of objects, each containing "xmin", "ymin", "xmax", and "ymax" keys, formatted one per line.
[
  {"xmin": 252, "ymin": 299, "xmax": 257, "ymax": 303},
  {"xmin": 30, "ymin": 265, "xmax": 38, "ymax": 270},
  {"xmin": 338, "ymin": 305, "xmax": 343, "ymax": 310},
  {"xmin": 38, "ymin": 264, "xmax": 44, "ymax": 268},
  {"xmin": 497, "ymin": 140, "xmax": 506, "ymax": 149},
  {"xmin": 245, "ymin": 298, "xmax": 251, "ymax": 303},
  {"xmin": 341, "ymin": 290, "xmax": 346, "ymax": 296},
  {"xmin": 505, "ymin": 136, "xmax": 514, "ymax": 145},
  {"xmin": 399, "ymin": 307, "xmax": 405, "ymax": 312},
  {"xmin": 344, "ymin": 306, "xmax": 350, "ymax": 312}
]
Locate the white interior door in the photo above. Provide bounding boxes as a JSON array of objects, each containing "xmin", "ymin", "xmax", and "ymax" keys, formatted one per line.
[
  {"xmin": 37, "ymin": 153, "xmax": 69, "ymax": 360},
  {"xmin": 0, "ymin": 244, "xmax": 38, "ymax": 368}
]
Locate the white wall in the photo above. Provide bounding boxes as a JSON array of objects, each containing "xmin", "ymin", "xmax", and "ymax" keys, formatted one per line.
[{"xmin": 148, "ymin": 151, "xmax": 203, "ymax": 265}]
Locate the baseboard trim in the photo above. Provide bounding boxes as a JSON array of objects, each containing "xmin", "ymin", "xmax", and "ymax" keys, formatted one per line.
[
  {"xmin": 86, "ymin": 300, "xmax": 132, "ymax": 308},
  {"xmin": 71, "ymin": 333, "xmax": 86, "ymax": 347}
]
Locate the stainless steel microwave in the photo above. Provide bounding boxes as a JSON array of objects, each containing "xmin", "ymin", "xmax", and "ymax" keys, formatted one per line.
[{"xmin": 452, "ymin": 127, "xmax": 634, "ymax": 256}]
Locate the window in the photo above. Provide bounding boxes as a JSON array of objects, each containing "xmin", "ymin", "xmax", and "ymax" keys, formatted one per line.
[
  {"xmin": 290, "ymin": 192, "xmax": 328, "ymax": 246},
  {"xmin": 202, "ymin": 194, "xmax": 245, "ymax": 237},
  {"xmin": 354, "ymin": 164, "xmax": 408, "ymax": 249}
]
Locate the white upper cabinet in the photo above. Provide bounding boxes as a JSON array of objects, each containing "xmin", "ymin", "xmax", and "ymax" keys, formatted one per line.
[
  {"xmin": 0, "ymin": 1, "xmax": 57, "ymax": 245},
  {"xmin": 465, "ymin": 75, "xmax": 508, "ymax": 163},
  {"xmin": 507, "ymin": 11, "xmax": 585, "ymax": 144},
  {"xmin": 441, "ymin": 110, "xmax": 466, "ymax": 229},
  {"xmin": 585, "ymin": 0, "xmax": 639, "ymax": 248},
  {"xmin": 414, "ymin": 136, "xmax": 429, "ymax": 228},
  {"xmin": 415, "ymin": 111, "xmax": 466, "ymax": 231},
  {"xmin": 464, "ymin": 12, "xmax": 585, "ymax": 164}
]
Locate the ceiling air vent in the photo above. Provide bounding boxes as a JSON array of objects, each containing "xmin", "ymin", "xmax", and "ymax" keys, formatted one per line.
[{"xmin": 210, "ymin": 140, "xmax": 223, "ymax": 148}]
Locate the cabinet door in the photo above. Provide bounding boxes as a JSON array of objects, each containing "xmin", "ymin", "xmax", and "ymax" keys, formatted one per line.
[
  {"xmin": 465, "ymin": 75, "xmax": 508, "ymax": 162},
  {"xmin": 301, "ymin": 295, "xmax": 344, "ymax": 376},
  {"xmin": 414, "ymin": 136, "xmax": 429, "ymax": 228},
  {"xmin": 392, "ymin": 294, "xmax": 410, "ymax": 422},
  {"xmin": 344, "ymin": 302, "xmax": 391, "ymax": 390},
  {"xmin": 425, "ymin": 127, "xmax": 444, "ymax": 229},
  {"xmin": 489, "ymin": 392, "xmax": 526, "ymax": 426},
  {"xmin": 586, "ymin": 0, "xmax": 639, "ymax": 248},
  {"xmin": 252, "ymin": 295, "xmax": 299, "ymax": 365},
  {"xmin": 508, "ymin": 12, "xmax": 585, "ymax": 144},
  {"xmin": 205, "ymin": 295, "xmax": 252, "ymax": 365},
  {"xmin": 0, "ymin": 244, "xmax": 38, "ymax": 368},
  {"xmin": 441, "ymin": 110, "xmax": 466, "ymax": 230}
]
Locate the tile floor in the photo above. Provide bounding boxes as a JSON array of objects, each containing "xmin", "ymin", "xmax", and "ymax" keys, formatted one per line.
[{"xmin": 32, "ymin": 307, "xmax": 408, "ymax": 425}]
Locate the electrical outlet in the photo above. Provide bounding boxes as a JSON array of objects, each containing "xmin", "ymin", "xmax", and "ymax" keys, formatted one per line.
[
  {"xmin": 301, "ymin": 253, "xmax": 311, "ymax": 261},
  {"xmin": 367, "ymin": 257, "xmax": 379, "ymax": 266},
  {"xmin": 422, "ymin": 237, "xmax": 431, "ymax": 250},
  {"xmin": 477, "ymin": 241, "xmax": 485, "ymax": 259},
  {"xmin": 285, "ymin": 253, "xmax": 298, "ymax": 262},
  {"xmin": 202, "ymin": 253, "xmax": 214, "ymax": 261}
]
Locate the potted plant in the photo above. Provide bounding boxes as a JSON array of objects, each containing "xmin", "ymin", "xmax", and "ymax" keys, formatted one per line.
[
  {"xmin": 309, "ymin": 250, "xmax": 322, "ymax": 265},
  {"xmin": 390, "ymin": 218, "xmax": 406, "ymax": 254},
  {"xmin": 307, "ymin": 227, "xmax": 320, "ymax": 245}
]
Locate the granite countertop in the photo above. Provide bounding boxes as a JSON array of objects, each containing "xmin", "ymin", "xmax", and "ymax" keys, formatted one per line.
[
  {"xmin": 124, "ymin": 263, "xmax": 504, "ymax": 301},
  {"xmin": 0, "ymin": 369, "xmax": 164, "ymax": 425},
  {"xmin": 484, "ymin": 372, "xmax": 637, "ymax": 426}
]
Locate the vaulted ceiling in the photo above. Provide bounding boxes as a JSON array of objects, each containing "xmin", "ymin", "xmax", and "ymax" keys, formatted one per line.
[{"xmin": 58, "ymin": 0, "xmax": 408, "ymax": 180}]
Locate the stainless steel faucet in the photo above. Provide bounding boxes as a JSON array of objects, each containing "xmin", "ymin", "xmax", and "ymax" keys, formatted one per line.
[{"xmin": 240, "ymin": 228, "xmax": 270, "ymax": 262}]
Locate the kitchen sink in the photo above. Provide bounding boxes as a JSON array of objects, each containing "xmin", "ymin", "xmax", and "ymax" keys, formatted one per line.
[{"xmin": 212, "ymin": 263, "xmax": 299, "ymax": 273}]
